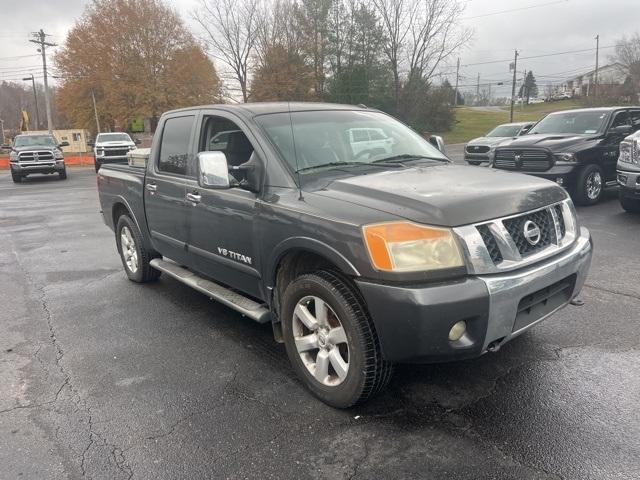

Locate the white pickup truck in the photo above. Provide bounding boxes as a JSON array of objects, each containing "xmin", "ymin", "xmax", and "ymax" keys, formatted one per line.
[{"xmin": 90, "ymin": 132, "xmax": 139, "ymax": 172}]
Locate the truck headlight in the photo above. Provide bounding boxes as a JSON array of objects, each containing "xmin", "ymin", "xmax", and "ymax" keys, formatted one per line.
[
  {"xmin": 54, "ymin": 150, "xmax": 64, "ymax": 159},
  {"xmin": 619, "ymin": 138, "xmax": 639, "ymax": 165},
  {"xmin": 554, "ymin": 152, "xmax": 577, "ymax": 163},
  {"xmin": 363, "ymin": 222, "xmax": 464, "ymax": 272},
  {"xmin": 9, "ymin": 151, "xmax": 18, "ymax": 161}
]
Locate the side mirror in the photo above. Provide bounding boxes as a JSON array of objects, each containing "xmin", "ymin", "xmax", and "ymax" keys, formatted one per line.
[
  {"xmin": 197, "ymin": 151, "xmax": 230, "ymax": 189},
  {"xmin": 59, "ymin": 141, "xmax": 70, "ymax": 147},
  {"xmin": 87, "ymin": 140, "xmax": 95, "ymax": 148},
  {"xmin": 429, "ymin": 135, "xmax": 445, "ymax": 153},
  {"xmin": 134, "ymin": 138, "xmax": 142, "ymax": 145},
  {"xmin": 609, "ymin": 125, "xmax": 632, "ymax": 136}
]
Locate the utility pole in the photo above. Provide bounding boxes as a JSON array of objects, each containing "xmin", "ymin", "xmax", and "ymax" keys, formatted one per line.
[
  {"xmin": 0, "ymin": 119, "xmax": 5, "ymax": 144},
  {"xmin": 521, "ymin": 70, "xmax": 527, "ymax": 109},
  {"xmin": 29, "ymin": 29, "xmax": 56, "ymax": 134},
  {"xmin": 453, "ymin": 57, "xmax": 460, "ymax": 107},
  {"xmin": 90, "ymin": 89, "xmax": 101, "ymax": 134},
  {"xmin": 509, "ymin": 50, "xmax": 519, "ymax": 122},
  {"xmin": 22, "ymin": 73, "xmax": 40, "ymax": 130},
  {"xmin": 594, "ymin": 34, "xmax": 599, "ymax": 98},
  {"xmin": 476, "ymin": 72, "xmax": 480, "ymax": 98}
]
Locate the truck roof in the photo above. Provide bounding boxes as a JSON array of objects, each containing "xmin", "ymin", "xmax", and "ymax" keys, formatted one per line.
[
  {"xmin": 164, "ymin": 102, "xmax": 371, "ymax": 117},
  {"xmin": 548, "ymin": 106, "xmax": 639, "ymax": 115}
]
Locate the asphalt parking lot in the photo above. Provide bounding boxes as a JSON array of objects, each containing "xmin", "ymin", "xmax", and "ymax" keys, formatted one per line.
[{"xmin": 1, "ymin": 167, "xmax": 639, "ymax": 479}]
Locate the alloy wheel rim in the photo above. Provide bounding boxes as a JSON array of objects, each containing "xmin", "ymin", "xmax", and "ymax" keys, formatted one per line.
[
  {"xmin": 120, "ymin": 226, "xmax": 139, "ymax": 273},
  {"xmin": 586, "ymin": 171, "xmax": 602, "ymax": 200},
  {"xmin": 292, "ymin": 296, "xmax": 350, "ymax": 386}
]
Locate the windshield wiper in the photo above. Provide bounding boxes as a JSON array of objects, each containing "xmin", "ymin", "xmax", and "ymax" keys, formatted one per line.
[
  {"xmin": 296, "ymin": 161, "xmax": 405, "ymax": 173},
  {"xmin": 373, "ymin": 154, "xmax": 448, "ymax": 164}
]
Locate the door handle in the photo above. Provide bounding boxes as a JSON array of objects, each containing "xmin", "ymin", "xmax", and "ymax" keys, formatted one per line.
[
  {"xmin": 146, "ymin": 183, "xmax": 157, "ymax": 192},
  {"xmin": 186, "ymin": 192, "xmax": 201, "ymax": 204}
]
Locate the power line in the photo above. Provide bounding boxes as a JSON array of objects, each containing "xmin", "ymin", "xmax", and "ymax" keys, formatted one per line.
[
  {"xmin": 462, "ymin": 0, "xmax": 570, "ymax": 20},
  {"xmin": 461, "ymin": 45, "xmax": 618, "ymax": 68}
]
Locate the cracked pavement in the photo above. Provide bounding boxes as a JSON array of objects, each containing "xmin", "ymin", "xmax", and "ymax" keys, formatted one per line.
[{"xmin": 0, "ymin": 168, "xmax": 638, "ymax": 479}]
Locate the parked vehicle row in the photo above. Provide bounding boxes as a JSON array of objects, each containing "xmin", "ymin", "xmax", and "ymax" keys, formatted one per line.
[
  {"xmin": 97, "ymin": 102, "xmax": 592, "ymax": 408},
  {"xmin": 465, "ymin": 106, "xmax": 640, "ymax": 207},
  {"xmin": 464, "ymin": 121, "xmax": 534, "ymax": 165}
]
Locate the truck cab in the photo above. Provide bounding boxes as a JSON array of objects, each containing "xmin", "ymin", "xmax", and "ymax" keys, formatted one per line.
[{"xmin": 97, "ymin": 103, "xmax": 592, "ymax": 408}]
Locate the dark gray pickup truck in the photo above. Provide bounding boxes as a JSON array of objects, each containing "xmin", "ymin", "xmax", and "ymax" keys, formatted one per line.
[{"xmin": 97, "ymin": 103, "xmax": 593, "ymax": 407}]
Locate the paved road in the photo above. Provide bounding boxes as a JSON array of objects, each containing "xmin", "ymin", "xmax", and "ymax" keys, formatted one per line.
[{"xmin": 1, "ymin": 168, "xmax": 638, "ymax": 479}]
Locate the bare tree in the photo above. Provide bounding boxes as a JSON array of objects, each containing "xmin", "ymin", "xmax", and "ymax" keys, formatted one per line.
[
  {"xmin": 194, "ymin": 0, "xmax": 260, "ymax": 102},
  {"xmin": 372, "ymin": 0, "xmax": 471, "ymax": 111},
  {"xmin": 611, "ymin": 32, "xmax": 640, "ymax": 92}
]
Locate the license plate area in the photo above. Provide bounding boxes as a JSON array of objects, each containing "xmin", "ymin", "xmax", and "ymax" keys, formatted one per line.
[{"xmin": 513, "ymin": 274, "xmax": 576, "ymax": 332}]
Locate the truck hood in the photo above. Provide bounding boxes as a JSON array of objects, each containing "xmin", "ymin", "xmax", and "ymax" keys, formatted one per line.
[
  {"xmin": 467, "ymin": 136, "xmax": 512, "ymax": 147},
  {"xmin": 12, "ymin": 145, "xmax": 57, "ymax": 152},
  {"xmin": 96, "ymin": 141, "xmax": 134, "ymax": 147},
  {"xmin": 313, "ymin": 163, "xmax": 567, "ymax": 226},
  {"xmin": 498, "ymin": 133, "xmax": 600, "ymax": 153}
]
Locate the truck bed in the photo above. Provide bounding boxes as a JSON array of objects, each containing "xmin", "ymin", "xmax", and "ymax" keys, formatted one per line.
[{"xmin": 97, "ymin": 163, "xmax": 147, "ymax": 233}]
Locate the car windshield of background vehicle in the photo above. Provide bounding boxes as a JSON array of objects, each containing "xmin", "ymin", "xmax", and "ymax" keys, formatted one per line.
[
  {"xmin": 13, "ymin": 135, "xmax": 57, "ymax": 147},
  {"xmin": 255, "ymin": 110, "xmax": 447, "ymax": 174},
  {"xmin": 97, "ymin": 133, "xmax": 131, "ymax": 142},
  {"xmin": 486, "ymin": 125, "xmax": 522, "ymax": 137},
  {"xmin": 528, "ymin": 111, "xmax": 609, "ymax": 135}
]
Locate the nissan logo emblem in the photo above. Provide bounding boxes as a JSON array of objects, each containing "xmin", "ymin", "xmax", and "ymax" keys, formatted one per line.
[{"xmin": 523, "ymin": 220, "xmax": 541, "ymax": 246}]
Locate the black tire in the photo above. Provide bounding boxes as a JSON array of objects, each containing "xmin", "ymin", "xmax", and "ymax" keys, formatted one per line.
[
  {"xmin": 94, "ymin": 160, "xmax": 101, "ymax": 173},
  {"xmin": 59, "ymin": 168, "xmax": 67, "ymax": 180},
  {"xmin": 115, "ymin": 214, "xmax": 161, "ymax": 283},
  {"xmin": 11, "ymin": 171, "xmax": 22, "ymax": 183},
  {"xmin": 467, "ymin": 161, "xmax": 481, "ymax": 166},
  {"xmin": 281, "ymin": 271, "xmax": 393, "ymax": 408},
  {"xmin": 574, "ymin": 164, "xmax": 603, "ymax": 206},
  {"xmin": 619, "ymin": 192, "xmax": 640, "ymax": 213}
]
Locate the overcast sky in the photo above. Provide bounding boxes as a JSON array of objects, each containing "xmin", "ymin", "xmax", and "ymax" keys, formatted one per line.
[{"xmin": 0, "ymin": 0, "xmax": 637, "ymax": 98}]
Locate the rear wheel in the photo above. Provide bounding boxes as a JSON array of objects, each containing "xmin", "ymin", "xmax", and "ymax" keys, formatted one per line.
[
  {"xmin": 11, "ymin": 171, "xmax": 22, "ymax": 183},
  {"xmin": 115, "ymin": 215, "xmax": 161, "ymax": 283},
  {"xmin": 619, "ymin": 192, "xmax": 640, "ymax": 213},
  {"xmin": 574, "ymin": 164, "xmax": 603, "ymax": 205},
  {"xmin": 281, "ymin": 271, "xmax": 393, "ymax": 408}
]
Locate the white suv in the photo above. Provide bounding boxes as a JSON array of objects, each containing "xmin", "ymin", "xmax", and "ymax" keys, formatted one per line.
[{"xmin": 348, "ymin": 128, "xmax": 394, "ymax": 158}]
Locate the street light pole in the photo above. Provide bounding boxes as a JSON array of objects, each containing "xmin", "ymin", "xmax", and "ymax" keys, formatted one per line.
[{"xmin": 22, "ymin": 74, "xmax": 41, "ymax": 130}]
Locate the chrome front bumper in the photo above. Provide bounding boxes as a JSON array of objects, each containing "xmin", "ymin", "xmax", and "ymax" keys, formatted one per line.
[{"xmin": 479, "ymin": 226, "xmax": 592, "ymax": 352}]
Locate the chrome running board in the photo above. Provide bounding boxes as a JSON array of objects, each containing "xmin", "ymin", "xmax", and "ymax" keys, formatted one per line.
[{"xmin": 150, "ymin": 258, "xmax": 271, "ymax": 324}]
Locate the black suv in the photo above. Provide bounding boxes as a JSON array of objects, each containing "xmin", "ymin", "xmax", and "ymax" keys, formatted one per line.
[{"xmin": 492, "ymin": 107, "xmax": 640, "ymax": 205}]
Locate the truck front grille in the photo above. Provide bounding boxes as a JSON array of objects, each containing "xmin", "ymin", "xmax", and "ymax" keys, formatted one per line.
[
  {"xmin": 503, "ymin": 208, "xmax": 557, "ymax": 257},
  {"xmin": 465, "ymin": 145, "xmax": 491, "ymax": 154},
  {"xmin": 471, "ymin": 201, "xmax": 569, "ymax": 266},
  {"xmin": 494, "ymin": 149, "xmax": 552, "ymax": 171},
  {"xmin": 18, "ymin": 150, "xmax": 54, "ymax": 161},
  {"xmin": 104, "ymin": 148, "xmax": 129, "ymax": 157}
]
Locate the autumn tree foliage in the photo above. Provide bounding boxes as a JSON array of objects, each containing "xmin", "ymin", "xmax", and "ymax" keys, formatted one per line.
[
  {"xmin": 55, "ymin": 0, "xmax": 220, "ymax": 133},
  {"xmin": 250, "ymin": 46, "xmax": 315, "ymax": 101}
]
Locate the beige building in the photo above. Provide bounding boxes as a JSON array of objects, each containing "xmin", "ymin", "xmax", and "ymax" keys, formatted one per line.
[{"xmin": 27, "ymin": 129, "xmax": 91, "ymax": 153}]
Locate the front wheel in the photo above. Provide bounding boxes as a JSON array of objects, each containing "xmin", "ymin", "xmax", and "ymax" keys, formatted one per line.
[
  {"xmin": 281, "ymin": 271, "xmax": 393, "ymax": 408},
  {"xmin": 11, "ymin": 171, "xmax": 22, "ymax": 183},
  {"xmin": 115, "ymin": 215, "xmax": 161, "ymax": 283},
  {"xmin": 467, "ymin": 161, "xmax": 481, "ymax": 166},
  {"xmin": 574, "ymin": 164, "xmax": 603, "ymax": 206},
  {"xmin": 619, "ymin": 192, "xmax": 640, "ymax": 213},
  {"xmin": 58, "ymin": 168, "xmax": 67, "ymax": 180}
]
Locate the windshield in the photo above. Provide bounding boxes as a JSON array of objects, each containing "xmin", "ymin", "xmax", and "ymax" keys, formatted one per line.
[
  {"xmin": 96, "ymin": 133, "xmax": 131, "ymax": 143},
  {"xmin": 13, "ymin": 135, "xmax": 57, "ymax": 147},
  {"xmin": 529, "ymin": 111, "xmax": 609, "ymax": 135},
  {"xmin": 255, "ymin": 110, "xmax": 447, "ymax": 173},
  {"xmin": 486, "ymin": 124, "xmax": 523, "ymax": 137}
]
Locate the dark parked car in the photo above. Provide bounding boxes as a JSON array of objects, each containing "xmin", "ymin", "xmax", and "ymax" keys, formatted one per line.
[
  {"xmin": 617, "ymin": 131, "xmax": 640, "ymax": 212},
  {"xmin": 491, "ymin": 107, "xmax": 640, "ymax": 205},
  {"xmin": 9, "ymin": 133, "xmax": 69, "ymax": 183},
  {"xmin": 97, "ymin": 103, "xmax": 592, "ymax": 407},
  {"xmin": 464, "ymin": 121, "xmax": 534, "ymax": 165}
]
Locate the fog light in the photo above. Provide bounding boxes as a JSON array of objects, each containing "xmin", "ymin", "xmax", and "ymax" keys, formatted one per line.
[
  {"xmin": 556, "ymin": 177, "xmax": 564, "ymax": 186},
  {"xmin": 448, "ymin": 321, "xmax": 466, "ymax": 342}
]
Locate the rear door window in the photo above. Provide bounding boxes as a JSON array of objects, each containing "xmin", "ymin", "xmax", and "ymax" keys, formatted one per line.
[{"xmin": 158, "ymin": 115, "xmax": 195, "ymax": 176}]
